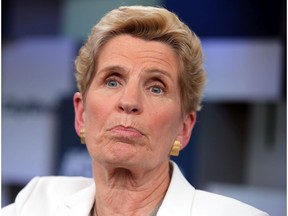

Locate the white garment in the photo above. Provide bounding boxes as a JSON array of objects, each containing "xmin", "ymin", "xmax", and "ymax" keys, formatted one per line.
[{"xmin": 2, "ymin": 162, "xmax": 268, "ymax": 216}]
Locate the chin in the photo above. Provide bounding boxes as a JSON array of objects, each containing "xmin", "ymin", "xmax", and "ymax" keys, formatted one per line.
[{"xmin": 105, "ymin": 142, "xmax": 139, "ymax": 163}]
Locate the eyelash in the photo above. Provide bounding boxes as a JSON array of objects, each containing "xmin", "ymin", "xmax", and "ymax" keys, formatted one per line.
[
  {"xmin": 149, "ymin": 81, "xmax": 166, "ymax": 95},
  {"xmin": 105, "ymin": 76, "xmax": 121, "ymax": 87}
]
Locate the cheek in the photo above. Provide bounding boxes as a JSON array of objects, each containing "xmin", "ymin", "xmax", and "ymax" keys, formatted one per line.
[
  {"xmin": 149, "ymin": 106, "xmax": 182, "ymax": 145},
  {"xmin": 84, "ymin": 98, "xmax": 109, "ymax": 134},
  {"xmin": 158, "ymin": 102, "xmax": 182, "ymax": 126}
]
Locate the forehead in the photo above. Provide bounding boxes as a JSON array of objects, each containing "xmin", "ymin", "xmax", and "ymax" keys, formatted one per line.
[{"xmin": 97, "ymin": 34, "xmax": 180, "ymax": 75}]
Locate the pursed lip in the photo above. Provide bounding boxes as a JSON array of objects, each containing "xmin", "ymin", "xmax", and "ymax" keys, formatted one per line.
[{"xmin": 108, "ymin": 125, "xmax": 144, "ymax": 138}]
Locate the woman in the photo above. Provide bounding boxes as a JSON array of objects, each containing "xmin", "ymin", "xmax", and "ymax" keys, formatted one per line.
[{"xmin": 2, "ymin": 5, "xmax": 268, "ymax": 216}]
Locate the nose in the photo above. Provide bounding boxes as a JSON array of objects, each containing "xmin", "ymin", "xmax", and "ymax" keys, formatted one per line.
[{"xmin": 117, "ymin": 82, "xmax": 143, "ymax": 114}]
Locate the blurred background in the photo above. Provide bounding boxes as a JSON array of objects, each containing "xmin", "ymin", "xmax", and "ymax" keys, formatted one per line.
[{"xmin": 2, "ymin": 0, "xmax": 286, "ymax": 215}]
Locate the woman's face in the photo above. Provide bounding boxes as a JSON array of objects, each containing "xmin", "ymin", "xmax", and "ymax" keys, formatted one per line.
[{"xmin": 74, "ymin": 34, "xmax": 196, "ymax": 170}]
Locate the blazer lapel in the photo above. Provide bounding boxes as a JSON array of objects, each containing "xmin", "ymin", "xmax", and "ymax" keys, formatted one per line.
[
  {"xmin": 157, "ymin": 161, "xmax": 195, "ymax": 216},
  {"xmin": 55, "ymin": 183, "xmax": 95, "ymax": 216}
]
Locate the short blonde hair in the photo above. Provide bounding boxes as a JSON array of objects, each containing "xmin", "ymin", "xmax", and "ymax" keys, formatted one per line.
[{"xmin": 75, "ymin": 5, "xmax": 206, "ymax": 113}]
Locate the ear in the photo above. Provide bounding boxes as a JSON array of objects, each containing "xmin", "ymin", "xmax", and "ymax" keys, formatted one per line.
[
  {"xmin": 73, "ymin": 92, "xmax": 85, "ymax": 136},
  {"xmin": 177, "ymin": 112, "xmax": 197, "ymax": 150}
]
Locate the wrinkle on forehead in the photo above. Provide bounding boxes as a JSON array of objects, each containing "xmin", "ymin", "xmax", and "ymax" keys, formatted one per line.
[
  {"xmin": 137, "ymin": 49, "xmax": 176, "ymax": 70},
  {"xmin": 97, "ymin": 35, "xmax": 180, "ymax": 80}
]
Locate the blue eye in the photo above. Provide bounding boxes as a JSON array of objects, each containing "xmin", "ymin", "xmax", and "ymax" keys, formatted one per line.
[
  {"xmin": 106, "ymin": 80, "xmax": 119, "ymax": 88},
  {"xmin": 150, "ymin": 86, "xmax": 163, "ymax": 94}
]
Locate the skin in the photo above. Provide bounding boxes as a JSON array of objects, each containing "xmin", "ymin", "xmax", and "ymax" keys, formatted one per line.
[{"xmin": 74, "ymin": 34, "xmax": 196, "ymax": 215}]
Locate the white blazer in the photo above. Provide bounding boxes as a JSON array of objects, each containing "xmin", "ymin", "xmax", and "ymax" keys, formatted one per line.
[{"xmin": 2, "ymin": 162, "xmax": 268, "ymax": 216}]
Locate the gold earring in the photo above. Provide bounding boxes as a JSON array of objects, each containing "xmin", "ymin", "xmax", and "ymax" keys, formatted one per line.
[
  {"xmin": 80, "ymin": 128, "xmax": 85, "ymax": 144},
  {"xmin": 170, "ymin": 140, "xmax": 181, "ymax": 156}
]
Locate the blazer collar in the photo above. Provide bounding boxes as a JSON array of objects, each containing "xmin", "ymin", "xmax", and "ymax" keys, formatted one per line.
[{"xmin": 157, "ymin": 161, "xmax": 195, "ymax": 216}]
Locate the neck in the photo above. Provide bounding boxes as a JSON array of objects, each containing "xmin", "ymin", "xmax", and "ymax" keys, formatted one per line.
[{"xmin": 92, "ymin": 161, "xmax": 171, "ymax": 216}]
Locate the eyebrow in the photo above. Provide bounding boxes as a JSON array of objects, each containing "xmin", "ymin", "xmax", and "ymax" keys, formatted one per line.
[
  {"xmin": 143, "ymin": 68, "xmax": 174, "ymax": 82},
  {"xmin": 97, "ymin": 65, "xmax": 174, "ymax": 82},
  {"xmin": 97, "ymin": 65, "xmax": 128, "ymax": 76}
]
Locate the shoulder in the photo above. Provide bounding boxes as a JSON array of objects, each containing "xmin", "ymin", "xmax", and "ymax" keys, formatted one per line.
[
  {"xmin": 18, "ymin": 175, "xmax": 94, "ymax": 201},
  {"xmin": 192, "ymin": 189, "xmax": 269, "ymax": 216},
  {"xmin": 161, "ymin": 162, "xmax": 269, "ymax": 216},
  {"xmin": 16, "ymin": 176, "xmax": 94, "ymax": 200},
  {"xmin": 3, "ymin": 176, "xmax": 94, "ymax": 216},
  {"xmin": 23, "ymin": 176, "xmax": 94, "ymax": 192}
]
